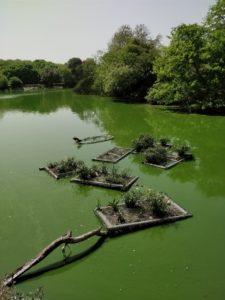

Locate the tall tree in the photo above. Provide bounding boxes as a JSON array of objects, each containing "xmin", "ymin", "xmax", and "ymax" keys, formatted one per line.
[
  {"xmin": 3, "ymin": 62, "xmax": 40, "ymax": 85},
  {"xmin": 147, "ymin": 0, "xmax": 225, "ymax": 112},
  {"xmin": 205, "ymin": 0, "xmax": 225, "ymax": 29},
  {"xmin": 74, "ymin": 58, "xmax": 96, "ymax": 94},
  {"xmin": 0, "ymin": 74, "xmax": 8, "ymax": 91},
  {"xmin": 66, "ymin": 57, "xmax": 83, "ymax": 85},
  {"xmin": 40, "ymin": 67, "xmax": 61, "ymax": 87},
  {"xmin": 95, "ymin": 25, "xmax": 160, "ymax": 100},
  {"xmin": 146, "ymin": 24, "xmax": 208, "ymax": 108}
]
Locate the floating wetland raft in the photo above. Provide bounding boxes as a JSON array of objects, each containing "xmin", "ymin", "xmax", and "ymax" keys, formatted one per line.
[
  {"xmin": 143, "ymin": 155, "xmax": 185, "ymax": 170},
  {"xmin": 3, "ymin": 189, "xmax": 192, "ymax": 287},
  {"xmin": 95, "ymin": 197, "xmax": 192, "ymax": 234},
  {"xmin": 71, "ymin": 175, "xmax": 138, "ymax": 191},
  {"xmin": 39, "ymin": 158, "xmax": 84, "ymax": 179},
  {"xmin": 38, "ymin": 166, "xmax": 76, "ymax": 180},
  {"xmin": 73, "ymin": 134, "xmax": 114, "ymax": 145},
  {"xmin": 132, "ymin": 134, "xmax": 194, "ymax": 170},
  {"xmin": 93, "ymin": 147, "xmax": 133, "ymax": 163}
]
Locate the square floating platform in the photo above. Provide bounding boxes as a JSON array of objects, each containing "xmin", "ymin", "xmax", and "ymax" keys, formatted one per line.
[
  {"xmin": 70, "ymin": 175, "xmax": 138, "ymax": 191},
  {"xmin": 93, "ymin": 147, "xmax": 133, "ymax": 163},
  {"xmin": 143, "ymin": 157, "xmax": 185, "ymax": 170},
  {"xmin": 95, "ymin": 198, "xmax": 192, "ymax": 234},
  {"xmin": 39, "ymin": 166, "xmax": 77, "ymax": 180}
]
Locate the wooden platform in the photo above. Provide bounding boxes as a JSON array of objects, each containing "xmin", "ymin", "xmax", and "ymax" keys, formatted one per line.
[
  {"xmin": 39, "ymin": 166, "xmax": 77, "ymax": 180},
  {"xmin": 93, "ymin": 147, "xmax": 133, "ymax": 163},
  {"xmin": 95, "ymin": 199, "xmax": 192, "ymax": 234},
  {"xmin": 70, "ymin": 176, "xmax": 138, "ymax": 191},
  {"xmin": 143, "ymin": 157, "xmax": 185, "ymax": 170}
]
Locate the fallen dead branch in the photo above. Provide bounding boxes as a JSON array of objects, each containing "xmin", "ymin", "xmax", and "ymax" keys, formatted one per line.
[{"xmin": 3, "ymin": 228, "xmax": 107, "ymax": 287}]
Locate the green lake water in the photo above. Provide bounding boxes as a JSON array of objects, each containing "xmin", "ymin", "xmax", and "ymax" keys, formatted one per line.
[{"xmin": 0, "ymin": 89, "xmax": 225, "ymax": 299}]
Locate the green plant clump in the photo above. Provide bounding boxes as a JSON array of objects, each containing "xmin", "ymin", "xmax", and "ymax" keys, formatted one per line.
[
  {"xmin": 132, "ymin": 134, "xmax": 155, "ymax": 152},
  {"xmin": 176, "ymin": 144, "xmax": 194, "ymax": 160},
  {"xmin": 0, "ymin": 74, "xmax": 8, "ymax": 91},
  {"xmin": 100, "ymin": 163, "xmax": 108, "ymax": 175},
  {"xmin": 48, "ymin": 157, "xmax": 84, "ymax": 174},
  {"xmin": 160, "ymin": 137, "xmax": 170, "ymax": 147},
  {"xmin": 145, "ymin": 146, "xmax": 168, "ymax": 165},
  {"xmin": 147, "ymin": 190, "xmax": 167, "ymax": 217},
  {"xmin": 77, "ymin": 165, "xmax": 95, "ymax": 180},
  {"xmin": 9, "ymin": 76, "xmax": 23, "ymax": 89},
  {"xmin": 105, "ymin": 166, "xmax": 128, "ymax": 185},
  {"xmin": 118, "ymin": 212, "xmax": 126, "ymax": 223},
  {"xmin": 123, "ymin": 189, "xmax": 142, "ymax": 208},
  {"xmin": 108, "ymin": 198, "xmax": 120, "ymax": 212}
]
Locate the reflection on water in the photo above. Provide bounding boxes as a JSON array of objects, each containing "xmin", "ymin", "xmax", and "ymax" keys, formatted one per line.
[
  {"xmin": 0, "ymin": 92, "xmax": 39, "ymax": 100},
  {"xmin": 0, "ymin": 89, "xmax": 225, "ymax": 300},
  {"xmin": 0, "ymin": 89, "xmax": 224, "ymax": 198}
]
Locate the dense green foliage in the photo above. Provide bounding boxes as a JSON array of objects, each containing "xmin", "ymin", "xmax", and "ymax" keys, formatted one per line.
[
  {"xmin": 145, "ymin": 146, "xmax": 168, "ymax": 165},
  {"xmin": 0, "ymin": 59, "xmax": 71, "ymax": 90},
  {"xmin": 3, "ymin": 62, "xmax": 40, "ymax": 84},
  {"xmin": 9, "ymin": 76, "xmax": 23, "ymax": 89},
  {"xmin": 0, "ymin": 74, "xmax": 8, "ymax": 91},
  {"xmin": 205, "ymin": 0, "xmax": 225, "ymax": 29},
  {"xmin": 67, "ymin": 57, "xmax": 83, "ymax": 85},
  {"xmin": 48, "ymin": 157, "xmax": 84, "ymax": 174},
  {"xmin": 94, "ymin": 24, "xmax": 160, "ymax": 100},
  {"xmin": 148, "ymin": 190, "xmax": 168, "ymax": 217},
  {"xmin": 0, "ymin": 57, "xmax": 95, "ymax": 92},
  {"xmin": 0, "ymin": 1, "xmax": 224, "ymax": 113},
  {"xmin": 146, "ymin": 0, "xmax": 225, "ymax": 112},
  {"xmin": 132, "ymin": 134, "xmax": 155, "ymax": 152},
  {"xmin": 40, "ymin": 67, "xmax": 62, "ymax": 87},
  {"xmin": 74, "ymin": 58, "xmax": 97, "ymax": 94},
  {"xmin": 123, "ymin": 189, "xmax": 141, "ymax": 208}
]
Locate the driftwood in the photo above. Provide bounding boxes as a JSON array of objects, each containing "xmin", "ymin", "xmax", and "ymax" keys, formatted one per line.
[
  {"xmin": 3, "ymin": 228, "xmax": 107, "ymax": 287},
  {"xmin": 73, "ymin": 135, "xmax": 114, "ymax": 145}
]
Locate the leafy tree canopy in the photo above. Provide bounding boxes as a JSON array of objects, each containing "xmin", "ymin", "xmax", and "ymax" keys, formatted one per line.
[
  {"xmin": 0, "ymin": 74, "xmax": 8, "ymax": 91},
  {"xmin": 3, "ymin": 62, "xmax": 40, "ymax": 85},
  {"xmin": 74, "ymin": 58, "xmax": 97, "ymax": 94},
  {"xmin": 95, "ymin": 24, "xmax": 160, "ymax": 100},
  {"xmin": 66, "ymin": 57, "xmax": 83, "ymax": 84},
  {"xmin": 9, "ymin": 76, "xmax": 23, "ymax": 89},
  {"xmin": 146, "ymin": 0, "xmax": 225, "ymax": 112},
  {"xmin": 40, "ymin": 67, "xmax": 62, "ymax": 87},
  {"xmin": 205, "ymin": 0, "xmax": 225, "ymax": 29}
]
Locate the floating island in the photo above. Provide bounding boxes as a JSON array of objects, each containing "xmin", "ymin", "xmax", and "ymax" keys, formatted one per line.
[{"xmin": 95, "ymin": 188, "xmax": 192, "ymax": 234}]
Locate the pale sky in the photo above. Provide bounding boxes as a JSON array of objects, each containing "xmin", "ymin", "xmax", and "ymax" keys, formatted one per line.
[{"xmin": 0, "ymin": 0, "xmax": 215, "ymax": 63}]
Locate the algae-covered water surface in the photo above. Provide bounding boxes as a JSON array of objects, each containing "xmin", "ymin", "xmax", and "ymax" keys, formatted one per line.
[{"xmin": 0, "ymin": 90, "xmax": 225, "ymax": 300}]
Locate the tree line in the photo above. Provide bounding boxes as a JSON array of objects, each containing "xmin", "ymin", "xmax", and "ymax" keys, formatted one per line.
[{"xmin": 0, "ymin": 0, "xmax": 224, "ymax": 113}]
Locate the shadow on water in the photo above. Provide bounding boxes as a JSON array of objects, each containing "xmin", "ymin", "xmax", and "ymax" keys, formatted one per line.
[
  {"xmin": 112, "ymin": 97, "xmax": 146, "ymax": 104},
  {"xmin": 15, "ymin": 236, "xmax": 106, "ymax": 285},
  {"xmin": 13, "ymin": 219, "xmax": 187, "ymax": 285},
  {"xmin": 166, "ymin": 105, "xmax": 225, "ymax": 116}
]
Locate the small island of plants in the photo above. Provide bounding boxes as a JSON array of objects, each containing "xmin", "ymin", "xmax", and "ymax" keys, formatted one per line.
[
  {"xmin": 93, "ymin": 147, "xmax": 133, "ymax": 163},
  {"xmin": 132, "ymin": 134, "xmax": 194, "ymax": 169},
  {"xmin": 95, "ymin": 188, "xmax": 192, "ymax": 234},
  {"xmin": 39, "ymin": 157, "xmax": 85, "ymax": 179},
  {"xmin": 71, "ymin": 164, "xmax": 138, "ymax": 191}
]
